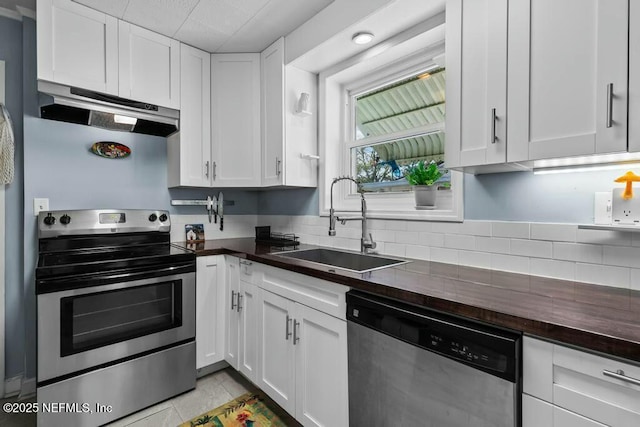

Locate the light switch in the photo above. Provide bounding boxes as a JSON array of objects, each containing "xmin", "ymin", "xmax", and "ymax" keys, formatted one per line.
[
  {"xmin": 34, "ymin": 198, "xmax": 49, "ymax": 216},
  {"xmin": 594, "ymin": 192, "xmax": 612, "ymax": 225}
]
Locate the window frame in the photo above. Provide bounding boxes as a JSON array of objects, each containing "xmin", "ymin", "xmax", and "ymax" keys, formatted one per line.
[{"xmin": 318, "ymin": 33, "xmax": 463, "ymax": 222}]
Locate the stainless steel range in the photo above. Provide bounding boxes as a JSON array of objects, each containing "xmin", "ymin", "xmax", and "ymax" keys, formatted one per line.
[{"xmin": 35, "ymin": 209, "xmax": 196, "ymax": 427}]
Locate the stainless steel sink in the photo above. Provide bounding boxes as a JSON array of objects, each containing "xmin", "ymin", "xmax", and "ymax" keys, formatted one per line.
[{"xmin": 271, "ymin": 248, "xmax": 409, "ymax": 273}]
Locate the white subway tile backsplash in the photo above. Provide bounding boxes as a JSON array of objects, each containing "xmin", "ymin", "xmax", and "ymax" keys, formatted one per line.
[
  {"xmin": 491, "ymin": 222, "xmax": 530, "ymax": 239},
  {"xmin": 553, "ymin": 242, "xmax": 603, "ymax": 264},
  {"xmin": 384, "ymin": 242, "xmax": 406, "ymax": 257},
  {"xmin": 420, "ymin": 232, "xmax": 445, "ymax": 247},
  {"xmin": 475, "ymin": 237, "xmax": 510, "ymax": 254},
  {"xmin": 511, "ymin": 239, "xmax": 552, "ymax": 258},
  {"xmin": 431, "ymin": 248, "xmax": 459, "ymax": 265},
  {"xmin": 406, "ymin": 221, "xmax": 433, "ymax": 232},
  {"xmin": 530, "ymin": 258, "xmax": 575, "ymax": 281},
  {"xmin": 395, "ymin": 231, "xmax": 422, "ymax": 245},
  {"xmin": 405, "ymin": 244, "xmax": 430, "ymax": 260},
  {"xmin": 383, "ymin": 220, "xmax": 408, "ymax": 231},
  {"xmin": 530, "ymin": 223, "xmax": 576, "ymax": 242},
  {"xmin": 602, "ymin": 245, "xmax": 640, "ymax": 268},
  {"xmin": 444, "ymin": 234, "xmax": 476, "ymax": 250},
  {"xmin": 576, "ymin": 228, "xmax": 632, "ymax": 246},
  {"xmin": 631, "ymin": 269, "xmax": 640, "ymax": 291},
  {"xmin": 458, "ymin": 250, "xmax": 491, "ymax": 269},
  {"xmin": 270, "ymin": 216, "xmax": 639, "ymax": 290},
  {"xmin": 576, "ymin": 263, "xmax": 630, "ymax": 288},
  {"xmin": 491, "ymin": 254, "xmax": 530, "ymax": 274},
  {"xmin": 373, "ymin": 229, "xmax": 397, "ymax": 243}
]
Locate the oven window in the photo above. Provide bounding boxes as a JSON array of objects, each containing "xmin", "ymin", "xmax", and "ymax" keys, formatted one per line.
[{"xmin": 60, "ymin": 281, "xmax": 182, "ymax": 356}]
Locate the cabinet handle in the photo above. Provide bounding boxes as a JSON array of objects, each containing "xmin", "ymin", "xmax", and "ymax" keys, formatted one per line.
[
  {"xmin": 237, "ymin": 294, "xmax": 243, "ymax": 312},
  {"xmin": 213, "ymin": 161, "xmax": 217, "ymax": 180},
  {"xmin": 293, "ymin": 319, "xmax": 300, "ymax": 345},
  {"xmin": 239, "ymin": 260, "xmax": 252, "ymax": 266},
  {"xmin": 285, "ymin": 314, "xmax": 292, "ymax": 340},
  {"xmin": 490, "ymin": 108, "xmax": 497, "ymax": 144},
  {"xmin": 205, "ymin": 161, "xmax": 210, "ymax": 178},
  {"xmin": 231, "ymin": 290, "xmax": 237, "ymax": 310},
  {"xmin": 276, "ymin": 157, "xmax": 281, "ymax": 177},
  {"xmin": 606, "ymin": 83, "xmax": 614, "ymax": 128},
  {"xmin": 603, "ymin": 369, "xmax": 640, "ymax": 386}
]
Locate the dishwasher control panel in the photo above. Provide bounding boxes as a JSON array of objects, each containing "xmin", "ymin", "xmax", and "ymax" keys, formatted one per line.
[{"xmin": 347, "ymin": 291, "xmax": 521, "ymax": 382}]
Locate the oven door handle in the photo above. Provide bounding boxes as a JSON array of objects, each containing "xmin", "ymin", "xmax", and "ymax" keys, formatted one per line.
[
  {"xmin": 37, "ymin": 268, "xmax": 195, "ymax": 297},
  {"xmin": 37, "ymin": 263, "xmax": 195, "ymax": 294}
]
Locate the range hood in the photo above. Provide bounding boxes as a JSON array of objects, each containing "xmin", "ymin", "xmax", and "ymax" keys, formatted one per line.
[{"xmin": 38, "ymin": 81, "xmax": 179, "ymax": 137}]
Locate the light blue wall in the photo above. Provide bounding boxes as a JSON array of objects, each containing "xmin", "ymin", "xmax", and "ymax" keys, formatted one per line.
[
  {"xmin": 2, "ymin": 14, "xmax": 24, "ymax": 379},
  {"xmin": 257, "ymin": 188, "xmax": 318, "ymax": 215},
  {"xmin": 464, "ymin": 169, "xmax": 627, "ymax": 224}
]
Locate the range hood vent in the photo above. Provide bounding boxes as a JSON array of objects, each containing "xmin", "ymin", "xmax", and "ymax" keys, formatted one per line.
[{"xmin": 38, "ymin": 81, "xmax": 179, "ymax": 137}]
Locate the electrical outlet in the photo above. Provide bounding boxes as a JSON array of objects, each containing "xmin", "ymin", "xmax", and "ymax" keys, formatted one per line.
[
  {"xmin": 611, "ymin": 189, "xmax": 640, "ymax": 225},
  {"xmin": 33, "ymin": 198, "xmax": 49, "ymax": 216},
  {"xmin": 594, "ymin": 192, "xmax": 612, "ymax": 225}
]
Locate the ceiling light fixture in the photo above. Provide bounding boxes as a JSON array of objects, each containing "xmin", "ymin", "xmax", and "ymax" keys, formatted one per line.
[{"xmin": 352, "ymin": 32, "xmax": 374, "ymax": 45}]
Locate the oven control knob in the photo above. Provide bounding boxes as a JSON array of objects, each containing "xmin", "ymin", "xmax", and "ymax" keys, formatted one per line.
[
  {"xmin": 60, "ymin": 214, "xmax": 71, "ymax": 225},
  {"xmin": 148, "ymin": 213, "xmax": 158, "ymax": 222},
  {"xmin": 159, "ymin": 214, "xmax": 168, "ymax": 222},
  {"xmin": 43, "ymin": 213, "xmax": 56, "ymax": 226}
]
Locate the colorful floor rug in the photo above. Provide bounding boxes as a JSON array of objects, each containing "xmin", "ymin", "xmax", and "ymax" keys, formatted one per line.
[{"xmin": 180, "ymin": 392, "xmax": 293, "ymax": 427}]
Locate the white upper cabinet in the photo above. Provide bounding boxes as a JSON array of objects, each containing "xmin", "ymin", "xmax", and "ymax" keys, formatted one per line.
[
  {"xmin": 628, "ymin": 1, "xmax": 640, "ymax": 153},
  {"xmin": 211, "ymin": 54, "xmax": 262, "ymax": 187},
  {"xmin": 261, "ymin": 37, "xmax": 318, "ymax": 187},
  {"xmin": 447, "ymin": 0, "xmax": 629, "ymax": 172},
  {"xmin": 508, "ymin": 0, "xmax": 628, "ymax": 161},
  {"xmin": 37, "ymin": 0, "xmax": 118, "ymax": 95},
  {"xmin": 445, "ymin": 0, "xmax": 508, "ymax": 169},
  {"xmin": 167, "ymin": 44, "xmax": 211, "ymax": 188},
  {"xmin": 118, "ymin": 21, "xmax": 180, "ymax": 109}
]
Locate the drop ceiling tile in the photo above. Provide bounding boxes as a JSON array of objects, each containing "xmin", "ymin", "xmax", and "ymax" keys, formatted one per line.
[
  {"xmin": 188, "ymin": 0, "xmax": 252, "ymax": 36},
  {"xmin": 231, "ymin": 0, "xmax": 270, "ymax": 15},
  {"xmin": 123, "ymin": 0, "xmax": 199, "ymax": 37},
  {"xmin": 219, "ymin": 0, "xmax": 331, "ymax": 52},
  {"xmin": 72, "ymin": 0, "xmax": 129, "ymax": 18},
  {"xmin": 174, "ymin": 18, "xmax": 228, "ymax": 52}
]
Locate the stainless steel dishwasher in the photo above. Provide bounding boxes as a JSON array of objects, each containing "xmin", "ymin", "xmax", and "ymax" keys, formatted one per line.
[{"xmin": 347, "ymin": 291, "xmax": 521, "ymax": 427}]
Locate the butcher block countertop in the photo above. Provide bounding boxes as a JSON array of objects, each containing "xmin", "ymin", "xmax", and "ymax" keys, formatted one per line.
[{"xmin": 175, "ymin": 238, "xmax": 640, "ymax": 363}]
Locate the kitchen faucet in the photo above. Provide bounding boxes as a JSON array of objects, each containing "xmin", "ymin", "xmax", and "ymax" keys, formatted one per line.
[{"xmin": 329, "ymin": 176, "xmax": 377, "ymax": 254}]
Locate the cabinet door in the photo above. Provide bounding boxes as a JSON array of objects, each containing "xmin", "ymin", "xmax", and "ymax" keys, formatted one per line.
[
  {"xmin": 224, "ymin": 257, "xmax": 240, "ymax": 369},
  {"xmin": 238, "ymin": 281, "xmax": 258, "ymax": 382},
  {"xmin": 445, "ymin": 0, "xmax": 508, "ymax": 168},
  {"xmin": 261, "ymin": 37, "xmax": 285, "ymax": 186},
  {"xmin": 118, "ymin": 22, "xmax": 180, "ymax": 109},
  {"xmin": 508, "ymin": 0, "xmax": 628, "ymax": 161},
  {"xmin": 629, "ymin": 1, "xmax": 640, "ymax": 153},
  {"xmin": 257, "ymin": 289, "xmax": 296, "ymax": 414},
  {"xmin": 195, "ymin": 256, "xmax": 224, "ymax": 369},
  {"xmin": 211, "ymin": 54, "xmax": 262, "ymax": 187},
  {"xmin": 167, "ymin": 45, "xmax": 211, "ymax": 188},
  {"xmin": 294, "ymin": 303, "xmax": 348, "ymax": 427},
  {"xmin": 37, "ymin": 0, "xmax": 118, "ymax": 94}
]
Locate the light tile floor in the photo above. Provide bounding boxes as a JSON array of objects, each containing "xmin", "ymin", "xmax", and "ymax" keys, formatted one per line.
[{"xmin": 0, "ymin": 368, "xmax": 257, "ymax": 427}]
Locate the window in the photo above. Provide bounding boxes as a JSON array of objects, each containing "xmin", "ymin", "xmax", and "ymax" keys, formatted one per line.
[
  {"xmin": 350, "ymin": 67, "xmax": 447, "ymax": 194},
  {"xmin": 319, "ymin": 29, "xmax": 463, "ymax": 221}
]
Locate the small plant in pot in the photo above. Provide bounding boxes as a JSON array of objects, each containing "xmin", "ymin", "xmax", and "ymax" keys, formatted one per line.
[{"xmin": 405, "ymin": 160, "xmax": 444, "ymax": 209}]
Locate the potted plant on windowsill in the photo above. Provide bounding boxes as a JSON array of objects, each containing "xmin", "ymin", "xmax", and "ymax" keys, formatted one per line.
[{"xmin": 405, "ymin": 160, "xmax": 444, "ymax": 209}]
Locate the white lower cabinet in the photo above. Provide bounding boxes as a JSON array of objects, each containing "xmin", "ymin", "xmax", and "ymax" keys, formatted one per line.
[
  {"xmin": 523, "ymin": 336, "xmax": 640, "ymax": 427},
  {"xmin": 224, "ymin": 257, "xmax": 258, "ymax": 381},
  {"xmin": 195, "ymin": 256, "xmax": 225, "ymax": 370},
  {"xmin": 257, "ymin": 287, "xmax": 348, "ymax": 427}
]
